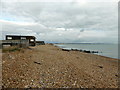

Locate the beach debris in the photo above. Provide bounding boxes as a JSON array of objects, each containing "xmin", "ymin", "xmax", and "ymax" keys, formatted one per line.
[
  {"xmin": 115, "ymin": 74, "xmax": 118, "ymax": 77},
  {"xmin": 34, "ymin": 61, "xmax": 41, "ymax": 65},
  {"xmin": 98, "ymin": 66, "xmax": 103, "ymax": 68},
  {"xmin": 76, "ymin": 57, "xmax": 79, "ymax": 59},
  {"xmin": 28, "ymin": 48, "xmax": 32, "ymax": 50}
]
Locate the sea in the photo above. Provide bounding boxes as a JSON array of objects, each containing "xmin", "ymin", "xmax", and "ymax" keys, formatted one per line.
[{"xmin": 54, "ymin": 43, "xmax": 119, "ymax": 59}]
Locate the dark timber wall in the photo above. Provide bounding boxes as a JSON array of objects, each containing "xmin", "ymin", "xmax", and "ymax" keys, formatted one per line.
[
  {"xmin": 6, "ymin": 35, "xmax": 36, "ymax": 46},
  {"xmin": 1, "ymin": 40, "xmax": 29, "ymax": 48}
]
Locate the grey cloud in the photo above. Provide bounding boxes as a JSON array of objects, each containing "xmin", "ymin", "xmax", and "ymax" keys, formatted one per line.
[{"xmin": 0, "ymin": 1, "xmax": 118, "ymax": 43}]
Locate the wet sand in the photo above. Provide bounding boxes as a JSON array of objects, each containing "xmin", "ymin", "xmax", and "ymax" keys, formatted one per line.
[{"xmin": 2, "ymin": 44, "xmax": 118, "ymax": 88}]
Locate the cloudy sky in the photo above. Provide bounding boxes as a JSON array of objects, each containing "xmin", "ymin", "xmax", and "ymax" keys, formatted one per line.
[{"xmin": 0, "ymin": 0, "xmax": 118, "ymax": 43}]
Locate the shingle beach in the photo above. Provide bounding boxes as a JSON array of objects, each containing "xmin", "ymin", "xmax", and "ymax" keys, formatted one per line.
[{"xmin": 2, "ymin": 44, "xmax": 118, "ymax": 88}]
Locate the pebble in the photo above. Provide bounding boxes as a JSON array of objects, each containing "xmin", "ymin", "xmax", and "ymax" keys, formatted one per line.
[
  {"xmin": 24, "ymin": 85, "xmax": 29, "ymax": 88},
  {"xmin": 73, "ymin": 81, "xmax": 77, "ymax": 86},
  {"xmin": 2, "ymin": 61, "xmax": 5, "ymax": 64},
  {"xmin": 2, "ymin": 45, "xmax": 118, "ymax": 88},
  {"xmin": 22, "ymin": 80, "xmax": 25, "ymax": 82},
  {"xmin": 9, "ymin": 55, "xmax": 15, "ymax": 59}
]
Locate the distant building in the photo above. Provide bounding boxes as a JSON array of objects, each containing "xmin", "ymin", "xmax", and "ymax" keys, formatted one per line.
[
  {"xmin": 6, "ymin": 35, "xmax": 36, "ymax": 46},
  {"xmin": 36, "ymin": 41, "xmax": 45, "ymax": 45}
]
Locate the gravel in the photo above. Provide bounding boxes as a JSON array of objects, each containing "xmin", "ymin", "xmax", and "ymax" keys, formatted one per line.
[{"xmin": 2, "ymin": 44, "xmax": 118, "ymax": 88}]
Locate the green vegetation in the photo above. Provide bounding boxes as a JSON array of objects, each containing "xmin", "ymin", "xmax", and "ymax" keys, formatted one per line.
[{"xmin": 2, "ymin": 46, "xmax": 21, "ymax": 52}]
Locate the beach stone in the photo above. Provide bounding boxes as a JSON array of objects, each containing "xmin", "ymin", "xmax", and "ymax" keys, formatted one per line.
[
  {"xmin": 8, "ymin": 55, "xmax": 15, "ymax": 59},
  {"xmin": 73, "ymin": 81, "xmax": 77, "ymax": 86},
  {"xmin": 3, "ymin": 61, "xmax": 5, "ymax": 64}
]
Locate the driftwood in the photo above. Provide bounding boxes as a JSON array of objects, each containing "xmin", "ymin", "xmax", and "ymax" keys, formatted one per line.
[{"xmin": 34, "ymin": 61, "xmax": 41, "ymax": 65}]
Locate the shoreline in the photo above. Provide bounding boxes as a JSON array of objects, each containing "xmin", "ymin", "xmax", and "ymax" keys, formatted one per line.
[
  {"xmin": 2, "ymin": 44, "xmax": 118, "ymax": 88},
  {"xmin": 53, "ymin": 44, "xmax": 118, "ymax": 60}
]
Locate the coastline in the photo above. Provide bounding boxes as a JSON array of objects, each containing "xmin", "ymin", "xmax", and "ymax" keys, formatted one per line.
[
  {"xmin": 53, "ymin": 43, "xmax": 118, "ymax": 59},
  {"xmin": 55, "ymin": 45, "xmax": 118, "ymax": 60},
  {"xmin": 2, "ymin": 44, "xmax": 118, "ymax": 88}
]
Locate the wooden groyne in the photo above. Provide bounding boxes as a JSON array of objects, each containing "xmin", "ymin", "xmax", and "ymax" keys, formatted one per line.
[{"xmin": 62, "ymin": 48, "xmax": 99, "ymax": 53}]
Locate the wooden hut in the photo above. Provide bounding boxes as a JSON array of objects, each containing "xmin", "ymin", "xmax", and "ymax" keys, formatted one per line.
[
  {"xmin": 6, "ymin": 35, "xmax": 36, "ymax": 46},
  {"xmin": 36, "ymin": 41, "xmax": 45, "ymax": 45}
]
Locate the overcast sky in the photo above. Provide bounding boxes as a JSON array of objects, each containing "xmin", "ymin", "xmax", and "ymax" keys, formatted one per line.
[{"xmin": 0, "ymin": 0, "xmax": 118, "ymax": 43}]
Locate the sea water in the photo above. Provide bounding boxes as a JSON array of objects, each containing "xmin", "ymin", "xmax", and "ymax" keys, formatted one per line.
[{"xmin": 54, "ymin": 43, "xmax": 119, "ymax": 59}]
